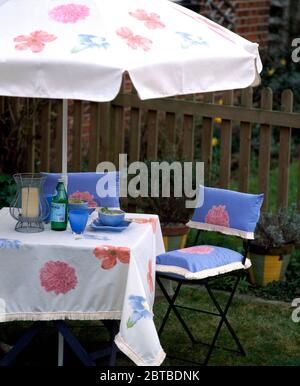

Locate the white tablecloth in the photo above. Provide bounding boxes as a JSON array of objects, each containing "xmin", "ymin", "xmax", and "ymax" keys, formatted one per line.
[{"xmin": 0, "ymin": 208, "xmax": 166, "ymax": 366}]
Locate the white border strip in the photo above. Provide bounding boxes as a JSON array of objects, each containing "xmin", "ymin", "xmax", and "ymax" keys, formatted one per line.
[
  {"xmin": 186, "ymin": 220, "xmax": 254, "ymax": 240},
  {"xmin": 115, "ymin": 333, "xmax": 166, "ymax": 367},
  {"xmin": 156, "ymin": 259, "xmax": 252, "ymax": 280},
  {"xmin": 0, "ymin": 311, "xmax": 121, "ymax": 323}
]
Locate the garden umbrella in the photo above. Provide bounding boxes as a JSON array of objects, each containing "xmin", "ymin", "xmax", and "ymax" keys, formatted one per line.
[{"xmin": 0, "ymin": 0, "xmax": 262, "ymax": 173}]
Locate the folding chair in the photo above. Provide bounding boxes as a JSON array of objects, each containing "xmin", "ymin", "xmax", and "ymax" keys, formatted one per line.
[{"xmin": 156, "ymin": 186, "xmax": 264, "ymax": 365}]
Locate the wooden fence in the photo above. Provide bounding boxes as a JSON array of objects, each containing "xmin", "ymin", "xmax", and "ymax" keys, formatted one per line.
[{"xmin": 1, "ymin": 87, "xmax": 300, "ymax": 211}]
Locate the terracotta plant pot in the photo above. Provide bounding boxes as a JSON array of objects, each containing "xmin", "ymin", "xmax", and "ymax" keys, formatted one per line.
[
  {"xmin": 162, "ymin": 224, "xmax": 189, "ymax": 251},
  {"xmin": 247, "ymin": 243, "xmax": 294, "ymax": 287}
]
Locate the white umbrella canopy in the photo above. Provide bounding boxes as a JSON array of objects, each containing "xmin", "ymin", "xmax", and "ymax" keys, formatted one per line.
[
  {"xmin": 0, "ymin": 0, "xmax": 262, "ymax": 173},
  {"xmin": 0, "ymin": 0, "xmax": 262, "ymax": 101}
]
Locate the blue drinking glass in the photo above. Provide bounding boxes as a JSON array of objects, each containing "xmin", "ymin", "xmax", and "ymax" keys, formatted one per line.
[{"xmin": 69, "ymin": 210, "xmax": 89, "ymax": 238}]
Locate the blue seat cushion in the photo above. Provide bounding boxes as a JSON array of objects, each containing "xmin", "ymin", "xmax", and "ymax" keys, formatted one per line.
[{"xmin": 156, "ymin": 245, "xmax": 251, "ymax": 280}]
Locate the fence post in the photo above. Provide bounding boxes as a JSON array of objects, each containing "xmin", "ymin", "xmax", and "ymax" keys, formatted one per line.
[
  {"xmin": 258, "ymin": 88, "xmax": 273, "ymax": 211},
  {"xmin": 129, "ymin": 107, "xmax": 141, "ymax": 163},
  {"xmin": 112, "ymin": 105, "xmax": 125, "ymax": 168},
  {"xmin": 201, "ymin": 93, "xmax": 214, "ymax": 184},
  {"xmin": 89, "ymin": 102, "xmax": 100, "ymax": 171},
  {"xmin": 40, "ymin": 101, "xmax": 51, "ymax": 172},
  {"xmin": 277, "ymin": 89, "xmax": 293, "ymax": 208},
  {"xmin": 220, "ymin": 90, "xmax": 234, "ymax": 189},
  {"xmin": 98, "ymin": 102, "xmax": 111, "ymax": 163},
  {"xmin": 182, "ymin": 113, "xmax": 194, "ymax": 161},
  {"xmin": 239, "ymin": 87, "xmax": 253, "ymax": 192},
  {"xmin": 72, "ymin": 100, "xmax": 83, "ymax": 172},
  {"xmin": 0, "ymin": 96, "xmax": 5, "ymax": 115},
  {"xmin": 54, "ymin": 100, "xmax": 63, "ymax": 173},
  {"xmin": 165, "ymin": 112, "xmax": 176, "ymax": 158},
  {"xmin": 146, "ymin": 110, "xmax": 159, "ymax": 160},
  {"xmin": 27, "ymin": 99, "xmax": 36, "ymax": 173}
]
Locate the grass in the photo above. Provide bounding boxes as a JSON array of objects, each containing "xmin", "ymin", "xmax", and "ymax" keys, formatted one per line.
[{"xmin": 0, "ymin": 286, "xmax": 299, "ymax": 366}]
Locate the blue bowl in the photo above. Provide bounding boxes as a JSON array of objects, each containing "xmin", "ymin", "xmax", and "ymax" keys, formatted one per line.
[
  {"xmin": 98, "ymin": 210, "xmax": 125, "ymax": 226},
  {"xmin": 68, "ymin": 202, "xmax": 88, "ymax": 212}
]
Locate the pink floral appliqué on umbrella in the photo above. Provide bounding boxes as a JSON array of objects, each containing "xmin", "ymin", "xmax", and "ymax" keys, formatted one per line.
[
  {"xmin": 40, "ymin": 261, "xmax": 78, "ymax": 295},
  {"xmin": 205, "ymin": 205, "xmax": 230, "ymax": 227},
  {"xmin": 116, "ymin": 27, "xmax": 152, "ymax": 51},
  {"xmin": 131, "ymin": 218, "xmax": 157, "ymax": 234},
  {"xmin": 129, "ymin": 9, "xmax": 165, "ymax": 29},
  {"xmin": 178, "ymin": 246, "xmax": 214, "ymax": 254},
  {"xmin": 69, "ymin": 191, "xmax": 97, "ymax": 207},
  {"xmin": 93, "ymin": 245, "xmax": 131, "ymax": 270},
  {"xmin": 49, "ymin": 3, "xmax": 89, "ymax": 24},
  {"xmin": 147, "ymin": 259, "xmax": 154, "ymax": 293},
  {"xmin": 14, "ymin": 31, "xmax": 57, "ymax": 53}
]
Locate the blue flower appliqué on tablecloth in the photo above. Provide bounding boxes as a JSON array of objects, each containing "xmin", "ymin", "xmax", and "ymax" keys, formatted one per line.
[
  {"xmin": 0, "ymin": 239, "xmax": 21, "ymax": 249},
  {"xmin": 176, "ymin": 32, "xmax": 208, "ymax": 49},
  {"xmin": 127, "ymin": 295, "xmax": 152, "ymax": 328},
  {"xmin": 71, "ymin": 34, "xmax": 110, "ymax": 53}
]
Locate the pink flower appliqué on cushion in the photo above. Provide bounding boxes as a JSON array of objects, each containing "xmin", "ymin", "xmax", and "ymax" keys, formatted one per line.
[
  {"xmin": 179, "ymin": 246, "xmax": 214, "ymax": 254},
  {"xmin": 147, "ymin": 259, "xmax": 154, "ymax": 293},
  {"xmin": 131, "ymin": 218, "xmax": 157, "ymax": 233},
  {"xmin": 49, "ymin": 3, "xmax": 89, "ymax": 23},
  {"xmin": 116, "ymin": 27, "xmax": 152, "ymax": 51},
  {"xmin": 205, "ymin": 205, "xmax": 230, "ymax": 227},
  {"xmin": 69, "ymin": 191, "xmax": 97, "ymax": 207},
  {"xmin": 14, "ymin": 31, "xmax": 57, "ymax": 53},
  {"xmin": 129, "ymin": 9, "xmax": 165, "ymax": 29},
  {"xmin": 93, "ymin": 245, "xmax": 130, "ymax": 270},
  {"xmin": 40, "ymin": 261, "xmax": 78, "ymax": 295}
]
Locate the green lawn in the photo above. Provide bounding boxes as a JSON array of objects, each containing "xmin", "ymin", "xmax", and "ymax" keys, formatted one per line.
[{"xmin": 1, "ymin": 287, "xmax": 299, "ymax": 366}]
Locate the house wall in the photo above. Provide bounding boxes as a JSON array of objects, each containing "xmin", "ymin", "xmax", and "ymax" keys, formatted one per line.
[{"xmin": 199, "ymin": 0, "xmax": 271, "ymax": 49}]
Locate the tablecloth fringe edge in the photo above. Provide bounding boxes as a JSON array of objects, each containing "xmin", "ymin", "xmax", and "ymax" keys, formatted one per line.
[
  {"xmin": 0, "ymin": 311, "xmax": 122, "ymax": 322},
  {"xmin": 114, "ymin": 333, "xmax": 166, "ymax": 367}
]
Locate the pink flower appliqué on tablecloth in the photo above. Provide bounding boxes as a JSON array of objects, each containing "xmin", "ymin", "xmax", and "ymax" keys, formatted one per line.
[
  {"xmin": 14, "ymin": 31, "xmax": 57, "ymax": 53},
  {"xmin": 147, "ymin": 259, "xmax": 154, "ymax": 293},
  {"xmin": 178, "ymin": 246, "xmax": 214, "ymax": 254},
  {"xmin": 93, "ymin": 245, "xmax": 131, "ymax": 270},
  {"xmin": 205, "ymin": 205, "xmax": 230, "ymax": 227},
  {"xmin": 131, "ymin": 218, "xmax": 157, "ymax": 234},
  {"xmin": 49, "ymin": 3, "xmax": 89, "ymax": 23},
  {"xmin": 69, "ymin": 191, "xmax": 97, "ymax": 207},
  {"xmin": 40, "ymin": 261, "xmax": 78, "ymax": 295},
  {"xmin": 129, "ymin": 9, "xmax": 165, "ymax": 29},
  {"xmin": 116, "ymin": 27, "xmax": 152, "ymax": 51}
]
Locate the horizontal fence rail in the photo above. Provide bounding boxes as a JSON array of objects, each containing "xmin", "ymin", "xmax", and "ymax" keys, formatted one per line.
[{"xmin": 1, "ymin": 87, "xmax": 300, "ymax": 212}]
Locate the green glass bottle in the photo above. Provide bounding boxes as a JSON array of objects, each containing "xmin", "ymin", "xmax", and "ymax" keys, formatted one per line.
[{"xmin": 51, "ymin": 178, "xmax": 68, "ymax": 231}]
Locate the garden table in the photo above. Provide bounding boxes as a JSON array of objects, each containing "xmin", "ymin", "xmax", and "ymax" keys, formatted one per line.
[{"xmin": 0, "ymin": 208, "xmax": 166, "ymax": 366}]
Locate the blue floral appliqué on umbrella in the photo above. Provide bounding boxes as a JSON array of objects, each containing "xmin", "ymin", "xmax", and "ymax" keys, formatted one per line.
[
  {"xmin": 127, "ymin": 295, "xmax": 152, "ymax": 328},
  {"xmin": 176, "ymin": 32, "xmax": 208, "ymax": 49},
  {"xmin": 71, "ymin": 34, "xmax": 110, "ymax": 53},
  {"xmin": 0, "ymin": 239, "xmax": 22, "ymax": 249}
]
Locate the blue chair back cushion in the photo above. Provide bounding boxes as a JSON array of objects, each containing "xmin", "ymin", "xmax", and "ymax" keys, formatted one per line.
[
  {"xmin": 187, "ymin": 186, "xmax": 264, "ymax": 239},
  {"xmin": 156, "ymin": 245, "xmax": 251, "ymax": 280},
  {"xmin": 41, "ymin": 172, "xmax": 120, "ymax": 208}
]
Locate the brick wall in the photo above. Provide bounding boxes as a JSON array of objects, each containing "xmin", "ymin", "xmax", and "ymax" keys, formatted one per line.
[{"xmin": 200, "ymin": 0, "xmax": 271, "ymax": 49}]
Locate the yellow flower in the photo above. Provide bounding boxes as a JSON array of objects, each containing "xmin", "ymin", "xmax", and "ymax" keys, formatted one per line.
[
  {"xmin": 212, "ymin": 137, "xmax": 218, "ymax": 147},
  {"xmin": 214, "ymin": 117, "xmax": 222, "ymax": 124},
  {"xmin": 279, "ymin": 58, "xmax": 287, "ymax": 66},
  {"xmin": 267, "ymin": 67, "xmax": 275, "ymax": 76}
]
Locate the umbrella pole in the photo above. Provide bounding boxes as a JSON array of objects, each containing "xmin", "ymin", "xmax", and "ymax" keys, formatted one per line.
[{"xmin": 62, "ymin": 99, "xmax": 68, "ymax": 186}]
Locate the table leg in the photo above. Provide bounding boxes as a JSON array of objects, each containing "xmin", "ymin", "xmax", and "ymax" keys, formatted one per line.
[
  {"xmin": 55, "ymin": 321, "xmax": 96, "ymax": 366},
  {"xmin": 58, "ymin": 332, "xmax": 64, "ymax": 366}
]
